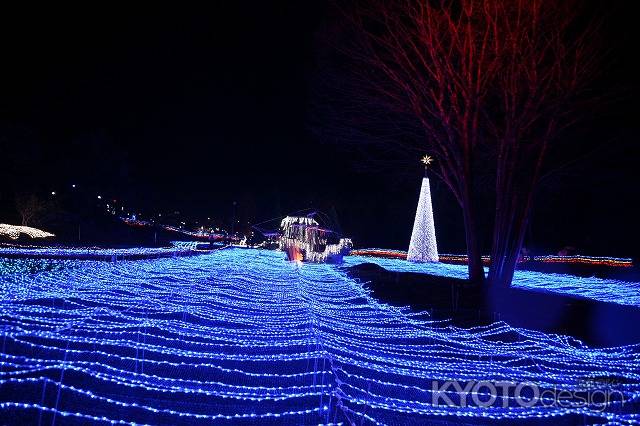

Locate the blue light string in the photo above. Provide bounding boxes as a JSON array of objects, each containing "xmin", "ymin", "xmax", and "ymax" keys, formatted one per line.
[
  {"xmin": 0, "ymin": 249, "xmax": 639, "ymax": 424},
  {"xmin": 344, "ymin": 255, "xmax": 640, "ymax": 307}
]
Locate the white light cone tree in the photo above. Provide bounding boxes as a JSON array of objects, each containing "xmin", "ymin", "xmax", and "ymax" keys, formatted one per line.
[{"xmin": 408, "ymin": 156, "xmax": 438, "ymax": 262}]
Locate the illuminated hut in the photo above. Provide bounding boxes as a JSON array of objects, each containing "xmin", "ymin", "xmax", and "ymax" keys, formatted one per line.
[{"xmin": 279, "ymin": 215, "xmax": 352, "ymax": 263}]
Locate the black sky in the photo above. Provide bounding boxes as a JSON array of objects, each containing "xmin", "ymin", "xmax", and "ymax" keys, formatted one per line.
[{"xmin": 1, "ymin": 3, "xmax": 639, "ymax": 257}]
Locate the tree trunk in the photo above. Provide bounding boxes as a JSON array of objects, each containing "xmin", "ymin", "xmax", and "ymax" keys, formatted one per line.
[
  {"xmin": 488, "ymin": 137, "xmax": 546, "ymax": 288},
  {"xmin": 487, "ymin": 190, "xmax": 531, "ymax": 288},
  {"xmin": 460, "ymin": 187, "xmax": 485, "ymax": 284}
]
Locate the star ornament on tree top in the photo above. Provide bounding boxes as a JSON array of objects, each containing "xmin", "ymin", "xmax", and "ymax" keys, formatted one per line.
[{"xmin": 421, "ymin": 155, "xmax": 433, "ymax": 167}]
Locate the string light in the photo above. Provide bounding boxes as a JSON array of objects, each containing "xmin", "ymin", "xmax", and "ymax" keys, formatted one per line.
[
  {"xmin": 0, "ymin": 241, "xmax": 200, "ymax": 261},
  {"xmin": 531, "ymin": 255, "xmax": 633, "ymax": 268},
  {"xmin": 408, "ymin": 157, "xmax": 438, "ymax": 262},
  {"xmin": 353, "ymin": 249, "xmax": 633, "ymax": 268},
  {"xmin": 0, "ymin": 224, "xmax": 55, "ymax": 240},
  {"xmin": 1, "ymin": 249, "xmax": 639, "ymax": 423},
  {"xmin": 345, "ymin": 254, "xmax": 640, "ymax": 307},
  {"xmin": 351, "ymin": 248, "xmax": 407, "ymax": 259}
]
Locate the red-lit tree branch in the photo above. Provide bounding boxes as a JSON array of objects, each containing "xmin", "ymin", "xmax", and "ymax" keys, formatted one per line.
[{"xmin": 332, "ymin": 0, "xmax": 602, "ymax": 286}]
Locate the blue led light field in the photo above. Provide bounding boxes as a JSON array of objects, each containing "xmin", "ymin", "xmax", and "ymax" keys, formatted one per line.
[
  {"xmin": 345, "ymin": 255, "xmax": 640, "ymax": 307},
  {"xmin": 1, "ymin": 249, "xmax": 639, "ymax": 424}
]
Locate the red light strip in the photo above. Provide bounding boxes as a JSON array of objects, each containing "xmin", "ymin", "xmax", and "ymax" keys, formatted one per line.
[{"xmin": 350, "ymin": 249, "xmax": 633, "ymax": 268}]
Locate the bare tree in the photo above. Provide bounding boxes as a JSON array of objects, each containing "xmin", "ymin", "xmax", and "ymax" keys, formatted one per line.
[
  {"xmin": 331, "ymin": 0, "xmax": 601, "ymax": 286},
  {"xmin": 483, "ymin": 1, "xmax": 602, "ymax": 287},
  {"xmin": 15, "ymin": 194, "xmax": 47, "ymax": 227}
]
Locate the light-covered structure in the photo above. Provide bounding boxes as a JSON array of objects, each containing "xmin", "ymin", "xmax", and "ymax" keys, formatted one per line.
[
  {"xmin": 0, "ymin": 224, "xmax": 55, "ymax": 240},
  {"xmin": 279, "ymin": 215, "xmax": 352, "ymax": 263},
  {"xmin": 407, "ymin": 156, "xmax": 439, "ymax": 262}
]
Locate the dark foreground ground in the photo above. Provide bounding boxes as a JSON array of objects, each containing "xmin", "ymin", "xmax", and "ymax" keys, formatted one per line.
[{"xmin": 346, "ymin": 263, "xmax": 640, "ymax": 348}]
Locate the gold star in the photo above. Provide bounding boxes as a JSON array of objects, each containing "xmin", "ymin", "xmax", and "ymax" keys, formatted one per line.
[{"xmin": 421, "ymin": 155, "xmax": 433, "ymax": 166}]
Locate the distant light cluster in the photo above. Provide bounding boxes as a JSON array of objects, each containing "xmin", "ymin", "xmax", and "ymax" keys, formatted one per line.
[
  {"xmin": 121, "ymin": 218, "xmax": 226, "ymax": 241},
  {"xmin": 1, "ymin": 249, "xmax": 639, "ymax": 424},
  {"xmin": 0, "ymin": 224, "xmax": 55, "ymax": 240}
]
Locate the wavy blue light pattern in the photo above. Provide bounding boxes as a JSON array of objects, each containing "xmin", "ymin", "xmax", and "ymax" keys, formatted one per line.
[{"xmin": 1, "ymin": 249, "xmax": 639, "ymax": 424}]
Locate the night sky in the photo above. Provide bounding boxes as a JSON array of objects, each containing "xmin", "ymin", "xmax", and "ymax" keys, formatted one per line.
[{"xmin": 1, "ymin": 3, "xmax": 639, "ymax": 257}]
